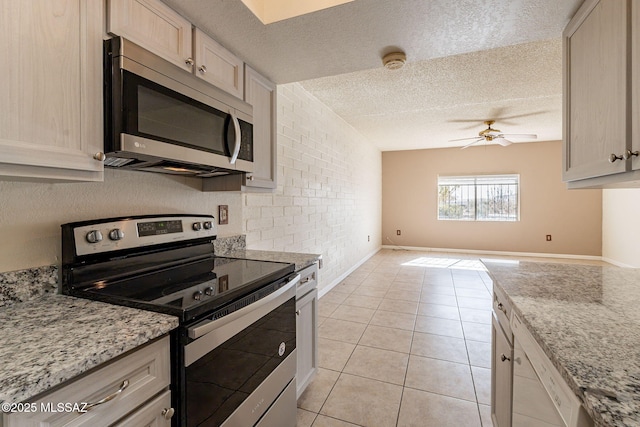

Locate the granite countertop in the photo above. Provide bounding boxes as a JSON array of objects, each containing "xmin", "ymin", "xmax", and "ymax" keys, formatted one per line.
[
  {"xmin": 217, "ymin": 249, "xmax": 321, "ymax": 272},
  {"xmin": 0, "ymin": 294, "xmax": 178, "ymax": 405},
  {"xmin": 482, "ymin": 259, "xmax": 640, "ymax": 427}
]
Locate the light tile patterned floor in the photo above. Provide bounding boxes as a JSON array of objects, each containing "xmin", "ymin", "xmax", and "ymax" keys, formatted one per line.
[{"xmin": 297, "ymin": 249, "xmax": 496, "ymax": 427}]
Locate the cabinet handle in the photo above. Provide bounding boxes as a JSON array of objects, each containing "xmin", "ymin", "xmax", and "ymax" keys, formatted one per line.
[
  {"xmin": 93, "ymin": 152, "xmax": 106, "ymax": 162},
  {"xmin": 500, "ymin": 354, "xmax": 511, "ymax": 362},
  {"xmin": 162, "ymin": 407, "xmax": 175, "ymax": 420},
  {"xmin": 83, "ymin": 380, "xmax": 129, "ymax": 411},
  {"xmin": 247, "ymin": 175, "xmax": 255, "ymax": 181},
  {"xmin": 296, "ymin": 310, "xmax": 301, "ymax": 315},
  {"xmin": 496, "ymin": 302, "xmax": 507, "ymax": 316},
  {"xmin": 185, "ymin": 57, "xmax": 194, "ymax": 66},
  {"xmin": 609, "ymin": 153, "xmax": 624, "ymax": 163},
  {"xmin": 198, "ymin": 65, "xmax": 207, "ymax": 74},
  {"xmin": 624, "ymin": 150, "xmax": 639, "ymax": 160}
]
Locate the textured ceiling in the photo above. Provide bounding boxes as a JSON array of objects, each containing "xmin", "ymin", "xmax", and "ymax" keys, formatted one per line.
[{"xmin": 163, "ymin": 0, "xmax": 583, "ymax": 151}]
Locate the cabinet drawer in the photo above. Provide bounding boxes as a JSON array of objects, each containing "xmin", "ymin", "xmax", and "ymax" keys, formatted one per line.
[
  {"xmin": 493, "ymin": 286, "xmax": 512, "ymax": 340},
  {"xmin": 4, "ymin": 336, "xmax": 170, "ymax": 427},
  {"xmin": 296, "ymin": 264, "xmax": 318, "ymax": 299},
  {"xmin": 112, "ymin": 390, "xmax": 172, "ymax": 427}
]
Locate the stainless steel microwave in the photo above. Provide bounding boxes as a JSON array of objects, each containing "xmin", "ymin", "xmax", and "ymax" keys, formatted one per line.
[{"xmin": 104, "ymin": 37, "xmax": 254, "ymax": 177}]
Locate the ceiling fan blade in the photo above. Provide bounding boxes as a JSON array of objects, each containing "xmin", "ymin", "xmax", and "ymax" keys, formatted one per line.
[
  {"xmin": 449, "ymin": 137, "xmax": 484, "ymax": 142},
  {"xmin": 494, "ymin": 138, "xmax": 513, "ymax": 147},
  {"xmin": 461, "ymin": 139, "xmax": 483, "ymax": 149},
  {"xmin": 499, "ymin": 133, "xmax": 537, "ymax": 139}
]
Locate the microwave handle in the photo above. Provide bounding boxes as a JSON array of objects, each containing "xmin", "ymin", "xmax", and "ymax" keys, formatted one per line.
[{"xmin": 229, "ymin": 113, "xmax": 241, "ymax": 164}]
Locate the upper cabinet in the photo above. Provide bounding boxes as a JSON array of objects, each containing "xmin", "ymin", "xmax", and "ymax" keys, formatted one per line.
[
  {"xmin": 0, "ymin": 0, "xmax": 105, "ymax": 182},
  {"xmin": 244, "ymin": 65, "xmax": 277, "ymax": 189},
  {"xmin": 108, "ymin": 0, "xmax": 193, "ymax": 72},
  {"xmin": 194, "ymin": 29, "xmax": 244, "ymax": 99},
  {"xmin": 564, "ymin": 0, "xmax": 640, "ymax": 188},
  {"xmin": 108, "ymin": 0, "xmax": 244, "ymax": 99}
]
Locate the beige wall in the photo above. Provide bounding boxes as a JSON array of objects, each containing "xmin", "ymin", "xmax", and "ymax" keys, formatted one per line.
[
  {"xmin": 244, "ymin": 83, "xmax": 382, "ymax": 291},
  {"xmin": 602, "ymin": 189, "xmax": 640, "ymax": 267},
  {"xmin": 382, "ymin": 140, "xmax": 602, "ymax": 256}
]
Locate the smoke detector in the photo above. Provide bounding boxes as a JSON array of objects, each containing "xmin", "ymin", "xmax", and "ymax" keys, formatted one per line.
[{"xmin": 382, "ymin": 52, "xmax": 406, "ymax": 70}]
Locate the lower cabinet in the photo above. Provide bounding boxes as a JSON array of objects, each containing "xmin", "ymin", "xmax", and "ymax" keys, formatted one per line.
[
  {"xmin": 296, "ymin": 264, "xmax": 319, "ymax": 398},
  {"xmin": 2, "ymin": 336, "xmax": 173, "ymax": 427},
  {"xmin": 491, "ymin": 314, "xmax": 513, "ymax": 427}
]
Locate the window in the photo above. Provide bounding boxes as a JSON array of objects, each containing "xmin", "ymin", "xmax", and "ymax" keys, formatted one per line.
[{"xmin": 438, "ymin": 175, "xmax": 520, "ymax": 221}]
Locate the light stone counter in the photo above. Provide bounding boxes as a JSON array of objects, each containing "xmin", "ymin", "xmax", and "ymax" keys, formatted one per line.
[
  {"xmin": 482, "ymin": 259, "xmax": 640, "ymax": 427},
  {"xmin": 0, "ymin": 294, "xmax": 178, "ymax": 405}
]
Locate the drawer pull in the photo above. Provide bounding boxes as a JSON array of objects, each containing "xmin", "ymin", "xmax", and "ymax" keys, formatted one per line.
[
  {"xmin": 84, "ymin": 380, "xmax": 130, "ymax": 411},
  {"xmin": 162, "ymin": 407, "xmax": 175, "ymax": 420},
  {"xmin": 496, "ymin": 302, "xmax": 507, "ymax": 315},
  {"xmin": 500, "ymin": 354, "xmax": 511, "ymax": 362}
]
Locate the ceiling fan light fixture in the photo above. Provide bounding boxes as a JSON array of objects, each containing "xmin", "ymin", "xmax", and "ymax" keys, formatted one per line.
[{"xmin": 382, "ymin": 52, "xmax": 406, "ymax": 70}]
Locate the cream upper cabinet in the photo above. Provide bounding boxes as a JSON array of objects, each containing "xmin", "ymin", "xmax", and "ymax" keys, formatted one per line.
[
  {"xmin": 107, "ymin": 0, "xmax": 194, "ymax": 72},
  {"xmin": 563, "ymin": 0, "xmax": 628, "ymax": 183},
  {"xmin": 0, "ymin": 0, "xmax": 104, "ymax": 182},
  {"xmin": 244, "ymin": 65, "xmax": 277, "ymax": 189},
  {"xmin": 193, "ymin": 29, "xmax": 244, "ymax": 99},
  {"xmin": 632, "ymin": 0, "xmax": 640, "ymax": 172}
]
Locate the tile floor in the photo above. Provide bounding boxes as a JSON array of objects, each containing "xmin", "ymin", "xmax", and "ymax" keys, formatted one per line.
[{"xmin": 296, "ymin": 250, "xmax": 496, "ymax": 427}]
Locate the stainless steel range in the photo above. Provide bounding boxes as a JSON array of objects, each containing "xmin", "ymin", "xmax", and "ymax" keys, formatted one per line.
[{"xmin": 61, "ymin": 214, "xmax": 299, "ymax": 427}]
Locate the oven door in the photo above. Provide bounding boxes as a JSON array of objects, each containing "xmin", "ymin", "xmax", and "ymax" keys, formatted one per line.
[{"xmin": 182, "ymin": 275, "xmax": 299, "ymax": 427}]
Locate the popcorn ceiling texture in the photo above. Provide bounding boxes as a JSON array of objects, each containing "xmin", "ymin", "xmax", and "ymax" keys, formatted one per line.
[{"xmin": 243, "ymin": 83, "xmax": 382, "ymax": 291}]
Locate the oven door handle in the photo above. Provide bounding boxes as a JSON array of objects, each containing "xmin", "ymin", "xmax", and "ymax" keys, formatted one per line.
[{"xmin": 184, "ymin": 274, "xmax": 300, "ymax": 366}]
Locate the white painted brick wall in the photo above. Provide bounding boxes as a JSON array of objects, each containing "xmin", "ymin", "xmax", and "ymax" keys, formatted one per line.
[{"xmin": 244, "ymin": 83, "xmax": 382, "ymax": 291}]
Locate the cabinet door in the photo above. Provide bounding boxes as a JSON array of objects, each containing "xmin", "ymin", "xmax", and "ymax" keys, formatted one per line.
[
  {"xmin": 491, "ymin": 316, "xmax": 512, "ymax": 427},
  {"xmin": 111, "ymin": 390, "xmax": 173, "ymax": 427},
  {"xmin": 632, "ymin": 1, "xmax": 640, "ymax": 171},
  {"xmin": 563, "ymin": 0, "xmax": 628, "ymax": 181},
  {"xmin": 193, "ymin": 29, "xmax": 244, "ymax": 99},
  {"xmin": 296, "ymin": 288, "xmax": 318, "ymax": 398},
  {"xmin": 244, "ymin": 65, "xmax": 277, "ymax": 189},
  {"xmin": 108, "ymin": 0, "xmax": 193, "ymax": 72},
  {"xmin": 0, "ymin": 0, "xmax": 104, "ymax": 182}
]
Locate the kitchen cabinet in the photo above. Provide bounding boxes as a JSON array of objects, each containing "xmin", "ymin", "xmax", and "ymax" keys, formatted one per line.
[
  {"xmin": 108, "ymin": 0, "xmax": 245, "ymax": 99},
  {"xmin": 0, "ymin": 0, "xmax": 104, "ymax": 182},
  {"xmin": 193, "ymin": 29, "xmax": 244, "ymax": 99},
  {"xmin": 296, "ymin": 263, "xmax": 319, "ymax": 398},
  {"xmin": 244, "ymin": 65, "xmax": 278, "ymax": 189},
  {"xmin": 563, "ymin": 0, "xmax": 640, "ymax": 188},
  {"xmin": 491, "ymin": 287, "xmax": 513, "ymax": 427},
  {"xmin": 2, "ymin": 336, "xmax": 173, "ymax": 427},
  {"xmin": 107, "ymin": 0, "xmax": 193, "ymax": 72}
]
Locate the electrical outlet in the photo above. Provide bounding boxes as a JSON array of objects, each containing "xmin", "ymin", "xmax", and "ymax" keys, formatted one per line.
[
  {"xmin": 546, "ymin": 235, "xmax": 552, "ymax": 241},
  {"xmin": 396, "ymin": 230, "xmax": 401, "ymax": 236}
]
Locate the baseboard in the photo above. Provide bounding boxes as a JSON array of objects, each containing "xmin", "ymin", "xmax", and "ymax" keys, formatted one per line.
[
  {"xmin": 379, "ymin": 245, "xmax": 603, "ymax": 262},
  {"xmin": 318, "ymin": 247, "xmax": 381, "ymax": 298},
  {"xmin": 600, "ymin": 257, "xmax": 638, "ymax": 268}
]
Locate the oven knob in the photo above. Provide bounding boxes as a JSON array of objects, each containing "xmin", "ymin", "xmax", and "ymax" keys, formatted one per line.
[
  {"xmin": 108, "ymin": 228, "xmax": 125, "ymax": 241},
  {"xmin": 203, "ymin": 221, "xmax": 213, "ymax": 230},
  {"xmin": 204, "ymin": 286, "xmax": 214, "ymax": 296},
  {"xmin": 85, "ymin": 230, "xmax": 103, "ymax": 244},
  {"xmin": 192, "ymin": 222, "xmax": 202, "ymax": 231},
  {"xmin": 193, "ymin": 290, "xmax": 203, "ymax": 301}
]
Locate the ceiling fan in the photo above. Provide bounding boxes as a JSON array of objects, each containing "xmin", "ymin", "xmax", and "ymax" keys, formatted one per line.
[{"xmin": 449, "ymin": 120, "xmax": 537, "ymax": 149}]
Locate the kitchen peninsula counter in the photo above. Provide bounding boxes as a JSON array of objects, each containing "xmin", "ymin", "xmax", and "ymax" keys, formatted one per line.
[
  {"xmin": 0, "ymin": 294, "xmax": 178, "ymax": 405},
  {"xmin": 483, "ymin": 259, "xmax": 640, "ymax": 427}
]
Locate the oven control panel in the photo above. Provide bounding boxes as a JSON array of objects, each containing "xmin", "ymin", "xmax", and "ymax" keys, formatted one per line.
[{"xmin": 70, "ymin": 215, "xmax": 216, "ymax": 256}]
